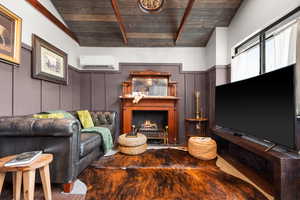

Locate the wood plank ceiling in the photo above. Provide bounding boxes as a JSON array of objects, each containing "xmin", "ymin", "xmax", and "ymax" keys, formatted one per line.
[{"xmin": 51, "ymin": 0, "xmax": 242, "ymax": 47}]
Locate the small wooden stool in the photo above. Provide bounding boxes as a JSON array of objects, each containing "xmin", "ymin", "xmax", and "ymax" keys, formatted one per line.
[{"xmin": 0, "ymin": 154, "xmax": 53, "ymax": 200}]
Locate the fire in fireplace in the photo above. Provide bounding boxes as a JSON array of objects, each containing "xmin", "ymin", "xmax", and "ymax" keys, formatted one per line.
[{"xmin": 132, "ymin": 111, "xmax": 168, "ymax": 144}]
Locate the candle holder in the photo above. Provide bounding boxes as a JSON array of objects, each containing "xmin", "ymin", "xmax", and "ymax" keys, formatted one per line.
[
  {"xmin": 195, "ymin": 91, "xmax": 201, "ymax": 119},
  {"xmin": 195, "ymin": 91, "xmax": 202, "ymax": 130}
]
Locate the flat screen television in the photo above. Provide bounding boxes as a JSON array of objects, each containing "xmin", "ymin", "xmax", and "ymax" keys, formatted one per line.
[{"xmin": 215, "ymin": 64, "xmax": 297, "ymax": 150}]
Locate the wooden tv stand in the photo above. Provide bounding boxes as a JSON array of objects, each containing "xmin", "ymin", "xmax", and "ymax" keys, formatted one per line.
[{"xmin": 212, "ymin": 128, "xmax": 300, "ymax": 200}]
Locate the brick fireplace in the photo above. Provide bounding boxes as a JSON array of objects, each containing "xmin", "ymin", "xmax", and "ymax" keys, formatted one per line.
[{"xmin": 120, "ymin": 71, "xmax": 179, "ymax": 144}]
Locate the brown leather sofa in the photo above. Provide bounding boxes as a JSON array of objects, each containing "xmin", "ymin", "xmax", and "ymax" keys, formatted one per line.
[{"xmin": 0, "ymin": 110, "xmax": 117, "ymax": 190}]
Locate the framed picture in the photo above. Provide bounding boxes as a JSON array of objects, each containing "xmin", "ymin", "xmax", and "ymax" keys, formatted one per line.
[
  {"xmin": 32, "ymin": 34, "xmax": 68, "ymax": 85},
  {"xmin": 0, "ymin": 5, "xmax": 22, "ymax": 65}
]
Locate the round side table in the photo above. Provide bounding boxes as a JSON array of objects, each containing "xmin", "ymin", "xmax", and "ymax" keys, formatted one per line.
[
  {"xmin": 185, "ymin": 118, "xmax": 209, "ymax": 143},
  {"xmin": 0, "ymin": 154, "xmax": 53, "ymax": 200}
]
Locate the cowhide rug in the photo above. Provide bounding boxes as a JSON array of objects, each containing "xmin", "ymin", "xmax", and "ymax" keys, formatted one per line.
[{"xmin": 79, "ymin": 149, "xmax": 267, "ymax": 200}]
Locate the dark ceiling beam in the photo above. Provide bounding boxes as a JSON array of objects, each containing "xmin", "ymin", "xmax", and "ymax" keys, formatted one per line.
[
  {"xmin": 26, "ymin": 0, "xmax": 79, "ymax": 44},
  {"xmin": 175, "ymin": 0, "xmax": 195, "ymax": 43},
  {"xmin": 111, "ymin": 0, "xmax": 128, "ymax": 44}
]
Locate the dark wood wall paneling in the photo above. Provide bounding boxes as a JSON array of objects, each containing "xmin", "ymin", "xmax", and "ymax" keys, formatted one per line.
[
  {"xmin": 207, "ymin": 67, "xmax": 217, "ymax": 130},
  {"xmin": 80, "ymin": 63, "xmax": 209, "ymax": 144},
  {"xmin": 206, "ymin": 65, "xmax": 231, "ymax": 130},
  {"xmin": 0, "ymin": 45, "xmax": 81, "ymax": 116},
  {"xmin": 0, "ymin": 48, "xmax": 229, "ymax": 144}
]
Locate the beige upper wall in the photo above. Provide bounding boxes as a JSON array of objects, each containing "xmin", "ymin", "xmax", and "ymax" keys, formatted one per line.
[
  {"xmin": 79, "ymin": 47, "xmax": 207, "ymax": 71},
  {"xmin": 228, "ymin": 0, "xmax": 300, "ymax": 62},
  {"xmin": 205, "ymin": 27, "xmax": 229, "ymax": 68},
  {"xmin": 0, "ymin": 0, "xmax": 79, "ymax": 67}
]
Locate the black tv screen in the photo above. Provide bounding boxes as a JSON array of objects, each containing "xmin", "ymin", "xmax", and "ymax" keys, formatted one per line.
[{"xmin": 215, "ymin": 65, "xmax": 295, "ymax": 149}]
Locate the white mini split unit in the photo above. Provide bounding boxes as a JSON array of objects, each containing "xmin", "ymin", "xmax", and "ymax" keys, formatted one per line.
[{"xmin": 79, "ymin": 55, "xmax": 118, "ymax": 70}]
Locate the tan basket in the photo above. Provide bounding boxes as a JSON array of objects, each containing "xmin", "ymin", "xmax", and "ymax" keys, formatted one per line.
[
  {"xmin": 118, "ymin": 133, "xmax": 147, "ymax": 147},
  {"xmin": 119, "ymin": 143, "xmax": 148, "ymax": 155},
  {"xmin": 188, "ymin": 137, "xmax": 217, "ymax": 160}
]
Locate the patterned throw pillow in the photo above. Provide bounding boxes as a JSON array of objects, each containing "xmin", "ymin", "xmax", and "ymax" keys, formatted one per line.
[{"xmin": 77, "ymin": 110, "xmax": 95, "ymax": 129}]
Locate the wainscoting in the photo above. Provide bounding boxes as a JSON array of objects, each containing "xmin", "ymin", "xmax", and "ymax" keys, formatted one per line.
[
  {"xmin": 80, "ymin": 63, "xmax": 209, "ymax": 144},
  {"xmin": 0, "ymin": 45, "xmax": 229, "ymax": 144},
  {"xmin": 0, "ymin": 44, "xmax": 81, "ymax": 116}
]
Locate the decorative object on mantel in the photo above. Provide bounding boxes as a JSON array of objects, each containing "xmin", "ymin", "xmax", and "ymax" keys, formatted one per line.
[
  {"xmin": 188, "ymin": 137, "xmax": 217, "ymax": 160},
  {"xmin": 0, "ymin": 5, "xmax": 22, "ymax": 65},
  {"xmin": 132, "ymin": 92, "xmax": 145, "ymax": 104},
  {"xmin": 32, "ymin": 34, "xmax": 68, "ymax": 85},
  {"xmin": 138, "ymin": 0, "xmax": 165, "ymax": 13}
]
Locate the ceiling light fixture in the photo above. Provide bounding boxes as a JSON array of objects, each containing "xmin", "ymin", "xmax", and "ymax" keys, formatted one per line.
[{"xmin": 138, "ymin": 0, "xmax": 165, "ymax": 13}]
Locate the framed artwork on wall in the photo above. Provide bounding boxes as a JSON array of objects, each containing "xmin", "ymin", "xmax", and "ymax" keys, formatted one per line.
[
  {"xmin": 32, "ymin": 34, "xmax": 68, "ymax": 85},
  {"xmin": 0, "ymin": 5, "xmax": 22, "ymax": 65}
]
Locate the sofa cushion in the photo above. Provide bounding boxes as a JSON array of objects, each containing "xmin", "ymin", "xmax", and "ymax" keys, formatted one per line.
[{"xmin": 80, "ymin": 133, "xmax": 101, "ymax": 158}]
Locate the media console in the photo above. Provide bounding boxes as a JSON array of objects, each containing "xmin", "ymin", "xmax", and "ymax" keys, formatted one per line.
[{"xmin": 212, "ymin": 127, "xmax": 300, "ymax": 200}]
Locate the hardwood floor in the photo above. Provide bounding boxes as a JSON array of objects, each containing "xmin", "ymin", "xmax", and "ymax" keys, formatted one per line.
[
  {"xmin": 79, "ymin": 148, "xmax": 268, "ymax": 200},
  {"xmin": 217, "ymin": 156, "xmax": 274, "ymax": 200},
  {"xmin": 0, "ymin": 184, "xmax": 85, "ymax": 200}
]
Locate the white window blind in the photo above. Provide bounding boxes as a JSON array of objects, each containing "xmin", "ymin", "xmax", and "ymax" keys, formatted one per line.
[
  {"xmin": 231, "ymin": 45, "xmax": 260, "ymax": 82},
  {"xmin": 265, "ymin": 22, "xmax": 297, "ymax": 72}
]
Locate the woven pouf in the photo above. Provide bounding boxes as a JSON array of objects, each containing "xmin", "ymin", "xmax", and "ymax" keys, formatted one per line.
[
  {"xmin": 119, "ymin": 143, "xmax": 148, "ymax": 155},
  {"xmin": 118, "ymin": 133, "xmax": 147, "ymax": 155},
  {"xmin": 118, "ymin": 133, "xmax": 147, "ymax": 147},
  {"xmin": 188, "ymin": 137, "xmax": 217, "ymax": 160}
]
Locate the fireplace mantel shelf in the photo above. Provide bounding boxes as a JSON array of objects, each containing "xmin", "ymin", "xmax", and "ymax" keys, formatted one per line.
[{"xmin": 119, "ymin": 96, "xmax": 180, "ymax": 100}]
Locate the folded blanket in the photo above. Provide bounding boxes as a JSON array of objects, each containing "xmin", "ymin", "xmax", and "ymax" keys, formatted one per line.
[
  {"xmin": 81, "ymin": 127, "xmax": 113, "ymax": 154},
  {"xmin": 39, "ymin": 110, "xmax": 75, "ymax": 120}
]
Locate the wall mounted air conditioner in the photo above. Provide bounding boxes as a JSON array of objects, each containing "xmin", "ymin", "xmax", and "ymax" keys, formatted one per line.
[{"xmin": 79, "ymin": 55, "xmax": 118, "ymax": 70}]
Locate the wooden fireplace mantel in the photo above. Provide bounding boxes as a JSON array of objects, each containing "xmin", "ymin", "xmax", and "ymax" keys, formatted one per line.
[
  {"xmin": 120, "ymin": 71, "xmax": 179, "ymax": 144},
  {"xmin": 119, "ymin": 96, "xmax": 180, "ymax": 100}
]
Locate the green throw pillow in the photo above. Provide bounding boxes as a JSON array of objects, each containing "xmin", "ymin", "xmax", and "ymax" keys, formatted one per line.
[{"xmin": 77, "ymin": 110, "xmax": 94, "ymax": 129}]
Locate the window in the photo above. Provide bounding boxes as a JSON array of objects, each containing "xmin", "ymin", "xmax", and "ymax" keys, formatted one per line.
[
  {"xmin": 265, "ymin": 22, "xmax": 297, "ymax": 72},
  {"xmin": 232, "ymin": 7, "xmax": 300, "ymax": 82},
  {"xmin": 232, "ymin": 45, "xmax": 260, "ymax": 82}
]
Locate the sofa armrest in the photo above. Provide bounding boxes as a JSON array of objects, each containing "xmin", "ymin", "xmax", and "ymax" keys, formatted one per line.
[
  {"xmin": 0, "ymin": 116, "xmax": 81, "ymax": 183},
  {"xmin": 0, "ymin": 117, "xmax": 80, "ymax": 137}
]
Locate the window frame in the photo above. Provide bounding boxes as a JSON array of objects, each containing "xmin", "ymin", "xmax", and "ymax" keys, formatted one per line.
[{"xmin": 233, "ymin": 6, "xmax": 300, "ymax": 75}]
